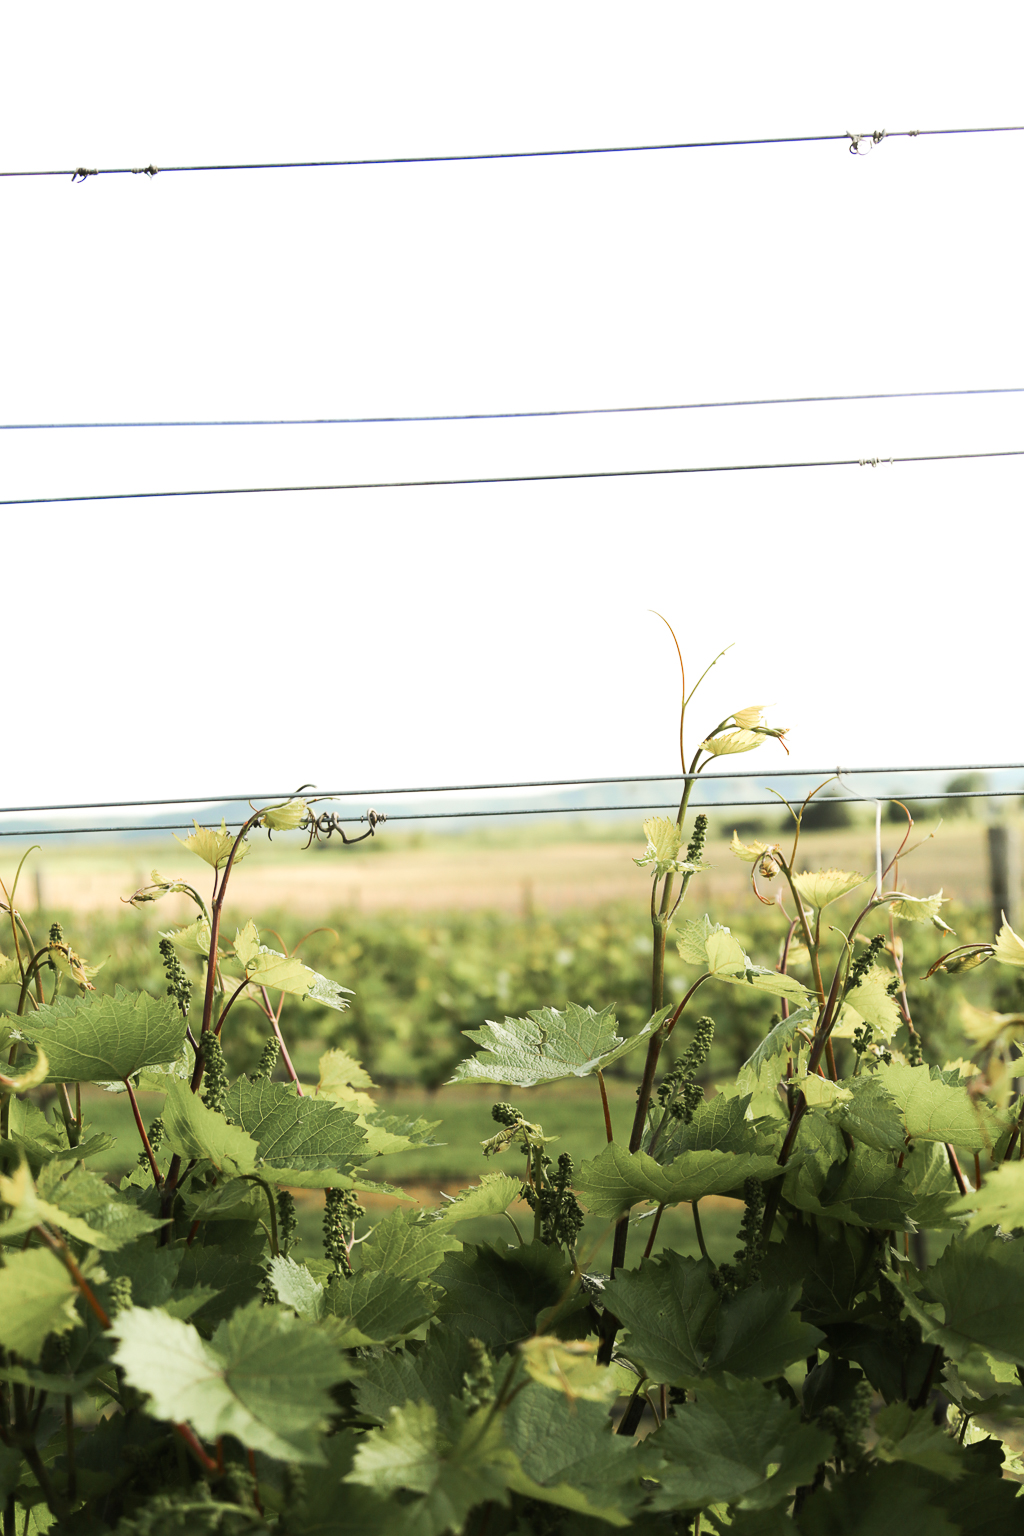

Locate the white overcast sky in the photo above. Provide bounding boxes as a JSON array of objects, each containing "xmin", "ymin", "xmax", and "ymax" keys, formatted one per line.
[{"xmin": 2, "ymin": 3, "xmax": 1022, "ymax": 811}]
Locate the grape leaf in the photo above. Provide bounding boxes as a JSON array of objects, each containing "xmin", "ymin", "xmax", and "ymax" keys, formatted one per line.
[
  {"xmin": 112, "ymin": 1299, "xmax": 351, "ymax": 1463},
  {"xmin": 433, "ymin": 1173, "xmax": 523, "ymax": 1226},
  {"xmin": 575, "ymin": 1142, "xmax": 783, "ymax": 1219},
  {"xmin": 784, "ymin": 1141, "xmax": 916, "ymax": 1230},
  {"xmin": 359, "ymin": 1209, "xmax": 462, "ymax": 1281},
  {"xmin": 950, "ymin": 1158, "xmax": 1024, "ymax": 1233},
  {"xmin": 449, "ymin": 1001, "xmax": 670, "ymax": 1088},
  {"xmin": 0, "ymin": 1248, "xmax": 81, "ymax": 1361},
  {"xmin": 900, "ymin": 1229, "xmax": 1024, "ymax": 1365},
  {"xmin": 875, "ymin": 1062, "xmax": 1006, "ymax": 1152},
  {"xmin": 502, "ymin": 1384, "xmax": 644, "ymax": 1520},
  {"xmin": 173, "ymin": 820, "xmax": 251, "ymax": 871},
  {"xmin": 266, "ymin": 1256, "xmax": 325, "ymax": 1320},
  {"xmin": 322, "ymin": 1271, "xmax": 435, "ymax": 1345},
  {"xmin": 833, "ymin": 1075, "xmax": 908, "ymax": 1153},
  {"xmin": 706, "ymin": 1284, "xmax": 825, "ymax": 1380},
  {"xmin": 9, "ymin": 987, "xmax": 185, "ymax": 1084},
  {"xmin": 637, "ymin": 1375, "xmax": 834, "ymax": 1512},
  {"xmin": 798, "ymin": 1462, "xmax": 960, "ymax": 1535},
  {"xmin": 224, "ymin": 1077, "xmax": 367, "ymax": 1169},
  {"xmin": 36, "ymin": 1162, "xmax": 169, "ymax": 1249},
  {"xmin": 160, "ymin": 916, "xmax": 212, "ymax": 955},
  {"xmin": 160, "ymin": 1079, "xmax": 258, "ymax": 1173},
  {"xmin": 434, "ymin": 1241, "xmax": 585, "ymax": 1350},
  {"xmin": 654, "ymin": 1090, "xmax": 784, "ymax": 1164},
  {"xmin": 841, "ymin": 966, "xmax": 904, "ymax": 1040},
  {"xmin": 230, "ymin": 921, "xmax": 352, "ymax": 1010},
  {"xmin": 678, "ymin": 924, "xmax": 810, "ymax": 1003},
  {"xmin": 603, "ymin": 1252, "xmax": 720, "ymax": 1384},
  {"xmin": 793, "ymin": 869, "xmax": 866, "ymax": 909},
  {"xmin": 345, "ymin": 1400, "xmax": 517, "ymax": 1533},
  {"xmin": 357, "ymin": 1325, "xmax": 477, "ymax": 1433}
]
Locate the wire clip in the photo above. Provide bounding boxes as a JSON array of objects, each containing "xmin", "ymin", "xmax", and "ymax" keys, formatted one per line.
[
  {"xmin": 858, "ymin": 457, "xmax": 894, "ymax": 468},
  {"xmin": 847, "ymin": 130, "xmax": 886, "ymax": 156},
  {"xmin": 131, "ymin": 165, "xmax": 159, "ymax": 177},
  {"xmin": 70, "ymin": 167, "xmax": 97, "ymax": 183}
]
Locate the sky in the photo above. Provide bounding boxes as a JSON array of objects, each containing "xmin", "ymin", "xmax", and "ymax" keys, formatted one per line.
[{"xmin": 1, "ymin": 3, "xmax": 1022, "ymax": 816}]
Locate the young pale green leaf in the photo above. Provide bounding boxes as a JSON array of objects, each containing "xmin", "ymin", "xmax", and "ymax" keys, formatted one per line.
[
  {"xmin": 259, "ymin": 797, "xmax": 308, "ymax": 832},
  {"xmin": 840, "ymin": 965, "xmax": 904, "ymax": 1040},
  {"xmin": 315, "ymin": 1047, "xmax": 376, "ymax": 1109},
  {"xmin": 833, "ymin": 1075, "xmax": 908, "ymax": 1152},
  {"xmin": 346, "ymin": 1400, "xmax": 517, "ymax": 1535},
  {"xmin": 35, "ymin": 1161, "xmax": 169, "ymax": 1249},
  {"xmin": 322, "ymin": 1271, "xmax": 435, "ymax": 1345},
  {"xmin": 360, "ymin": 1208, "xmax": 462, "ymax": 1281},
  {"xmin": 634, "ymin": 817, "xmax": 698, "ymax": 879},
  {"xmin": 874, "ymin": 1062, "xmax": 1007, "ymax": 1152},
  {"xmin": 677, "ymin": 913, "xmax": 731, "ymax": 961},
  {"xmin": 173, "ymin": 819, "xmax": 251, "ymax": 871},
  {"xmin": 0, "ymin": 1248, "xmax": 81, "ymax": 1361},
  {"xmin": 603, "ymin": 1252, "xmax": 720, "ymax": 1384},
  {"xmin": 230, "ymin": 922, "xmax": 352, "ymax": 1009},
  {"xmin": 737, "ymin": 1010, "xmax": 817, "ymax": 1091},
  {"xmin": 160, "ymin": 1078, "xmax": 258, "ymax": 1173},
  {"xmin": 792, "ymin": 869, "xmax": 866, "ymax": 909},
  {"xmin": 637, "ymin": 1374, "xmax": 834, "ymax": 1512},
  {"xmin": 993, "ymin": 917, "xmax": 1024, "ymax": 966},
  {"xmin": 449, "ymin": 1001, "xmax": 669, "ymax": 1087},
  {"xmin": 703, "ymin": 929, "xmax": 811, "ymax": 1003},
  {"xmin": 9, "ymin": 987, "xmax": 185, "ymax": 1085},
  {"xmin": 575, "ymin": 1142, "xmax": 783, "ymax": 1219},
  {"xmin": 883, "ymin": 889, "xmax": 954, "ymax": 934},
  {"xmin": 949, "ymin": 1158, "xmax": 1024, "ymax": 1233},
  {"xmin": 224, "ymin": 1077, "xmax": 367, "ymax": 1169},
  {"xmin": 266, "ymin": 1255, "xmax": 325, "ymax": 1320},
  {"xmin": 160, "ymin": 917, "xmax": 213, "ymax": 955},
  {"xmin": 112, "ymin": 1299, "xmax": 351, "ymax": 1463},
  {"xmin": 701, "ymin": 729, "xmax": 765, "ymax": 756},
  {"xmin": 433, "ymin": 1173, "xmax": 523, "ymax": 1226},
  {"xmin": 517, "ymin": 1336, "xmax": 626, "ymax": 1402}
]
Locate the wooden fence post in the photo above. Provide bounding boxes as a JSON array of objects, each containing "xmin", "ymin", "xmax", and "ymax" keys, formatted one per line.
[{"xmin": 988, "ymin": 823, "xmax": 1021, "ymax": 933}]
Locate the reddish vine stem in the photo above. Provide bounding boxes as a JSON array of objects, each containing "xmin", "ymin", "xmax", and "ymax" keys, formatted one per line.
[
  {"xmin": 123, "ymin": 1077, "xmax": 162, "ymax": 1185},
  {"xmin": 174, "ymin": 1423, "xmax": 218, "ymax": 1474},
  {"xmin": 33, "ymin": 1227, "xmax": 110, "ymax": 1330},
  {"xmin": 596, "ymin": 1070, "xmax": 614, "ymax": 1143},
  {"xmin": 945, "ymin": 1143, "xmax": 969, "ymax": 1196}
]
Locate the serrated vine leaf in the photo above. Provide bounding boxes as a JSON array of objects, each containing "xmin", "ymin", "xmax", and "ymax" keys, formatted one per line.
[
  {"xmin": 360, "ymin": 1208, "xmax": 462, "ymax": 1281},
  {"xmin": 701, "ymin": 728, "xmax": 765, "ymax": 756},
  {"xmin": 874, "ymin": 1063, "xmax": 1006, "ymax": 1152},
  {"xmin": 873, "ymin": 1402, "xmax": 966, "ymax": 1479},
  {"xmin": 502, "ymin": 1386, "xmax": 642, "ymax": 1522},
  {"xmin": 229, "ymin": 921, "xmax": 352, "ymax": 1009},
  {"xmin": 993, "ymin": 918, "xmax": 1024, "ymax": 966},
  {"xmin": 706, "ymin": 1284, "xmax": 825, "ymax": 1380},
  {"xmin": 345, "ymin": 1400, "xmax": 516, "ymax": 1535},
  {"xmin": 224, "ymin": 1077, "xmax": 367, "ymax": 1169},
  {"xmin": 677, "ymin": 923, "xmax": 810, "ymax": 1003},
  {"xmin": 434, "ymin": 1241, "xmax": 585, "ymax": 1349},
  {"xmin": 315, "ymin": 1048, "xmax": 376, "ymax": 1109},
  {"xmin": 883, "ymin": 889, "xmax": 954, "ymax": 934},
  {"xmin": 323, "ymin": 1271, "xmax": 434, "ymax": 1345},
  {"xmin": 36, "ymin": 1162, "xmax": 169, "ymax": 1248},
  {"xmin": 172, "ymin": 820, "xmax": 251, "ymax": 871},
  {"xmin": 9, "ymin": 987, "xmax": 185, "ymax": 1084},
  {"xmin": 603, "ymin": 1252, "xmax": 720, "ymax": 1384},
  {"xmin": 267, "ymin": 1256, "xmax": 325, "ymax": 1320},
  {"xmin": 434, "ymin": 1173, "xmax": 523, "ymax": 1226},
  {"xmin": 638, "ymin": 1375, "xmax": 834, "ymax": 1512},
  {"xmin": 841, "ymin": 966, "xmax": 904, "ymax": 1040},
  {"xmin": 449, "ymin": 1002, "xmax": 669, "ymax": 1087},
  {"xmin": 161, "ymin": 1079, "xmax": 258, "ymax": 1173},
  {"xmin": 160, "ymin": 917, "xmax": 212, "ymax": 955},
  {"xmin": 112, "ymin": 1300, "xmax": 351, "ymax": 1462},
  {"xmin": 575, "ymin": 1142, "xmax": 783, "ymax": 1219},
  {"xmin": 908, "ymin": 1229, "xmax": 1024, "ymax": 1364},
  {"xmin": 950, "ymin": 1159, "xmax": 1024, "ymax": 1233},
  {"xmin": 0, "ymin": 1248, "xmax": 81, "ymax": 1361},
  {"xmin": 0, "ymin": 1162, "xmax": 139, "ymax": 1250},
  {"xmin": 793, "ymin": 869, "xmax": 866, "ymax": 908},
  {"xmin": 517, "ymin": 1336, "xmax": 624, "ymax": 1402}
]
